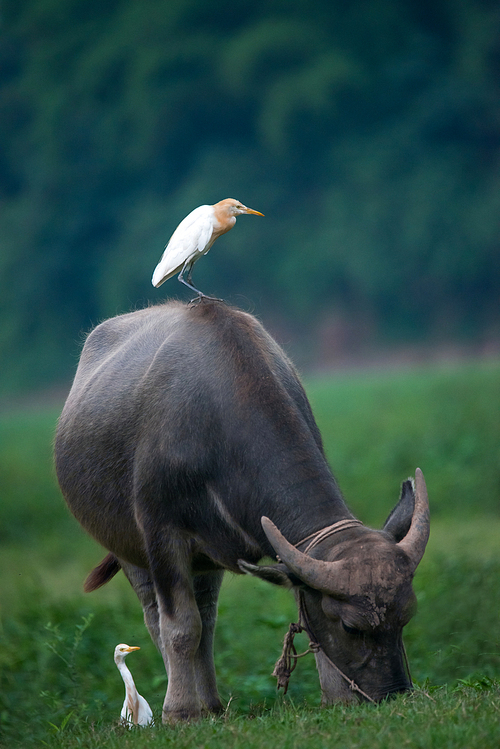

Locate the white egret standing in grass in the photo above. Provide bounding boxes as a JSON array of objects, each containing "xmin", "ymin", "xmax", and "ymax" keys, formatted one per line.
[
  {"xmin": 114, "ymin": 644, "xmax": 153, "ymax": 727},
  {"xmin": 151, "ymin": 198, "xmax": 264, "ymax": 297}
]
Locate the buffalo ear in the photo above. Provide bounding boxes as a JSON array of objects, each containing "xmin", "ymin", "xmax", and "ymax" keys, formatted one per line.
[
  {"xmin": 238, "ymin": 559, "xmax": 294, "ymax": 588},
  {"xmin": 383, "ymin": 479, "xmax": 415, "ymax": 542}
]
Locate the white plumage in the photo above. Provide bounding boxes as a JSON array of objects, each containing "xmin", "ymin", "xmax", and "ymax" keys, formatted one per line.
[
  {"xmin": 152, "ymin": 198, "xmax": 263, "ymax": 296},
  {"xmin": 113, "ymin": 644, "xmax": 153, "ymax": 727}
]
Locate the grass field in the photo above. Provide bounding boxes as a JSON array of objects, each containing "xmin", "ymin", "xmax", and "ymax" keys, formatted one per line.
[{"xmin": 0, "ymin": 360, "xmax": 499, "ymax": 747}]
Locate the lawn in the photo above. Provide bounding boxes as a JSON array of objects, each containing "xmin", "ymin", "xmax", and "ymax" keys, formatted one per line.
[{"xmin": 0, "ymin": 360, "xmax": 499, "ymax": 747}]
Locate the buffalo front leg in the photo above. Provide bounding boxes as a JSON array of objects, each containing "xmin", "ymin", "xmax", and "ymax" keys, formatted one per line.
[{"xmin": 194, "ymin": 570, "xmax": 224, "ymax": 714}]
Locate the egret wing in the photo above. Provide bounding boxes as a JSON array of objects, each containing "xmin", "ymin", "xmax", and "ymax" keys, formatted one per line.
[
  {"xmin": 137, "ymin": 693, "xmax": 154, "ymax": 725},
  {"xmin": 152, "ymin": 205, "xmax": 214, "ymax": 287},
  {"xmin": 121, "ymin": 699, "xmax": 133, "ymax": 726},
  {"xmin": 120, "ymin": 694, "xmax": 152, "ymax": 727}
]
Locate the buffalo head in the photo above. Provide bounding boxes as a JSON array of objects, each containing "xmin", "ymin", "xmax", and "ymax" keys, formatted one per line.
[{"xmin": 239, "ymin": 469, "xmax": 429, "ymax": 703}]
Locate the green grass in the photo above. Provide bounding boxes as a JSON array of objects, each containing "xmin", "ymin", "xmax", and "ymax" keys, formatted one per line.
[
  {"xmin": 307, "ymin": 360, "xmax": 500, "ymax": 523},
  {"xmin": 2, "ymin": 690, "xmax": 499, "ymax": 749},
  {"xmin": 0, "ymin": 361, "xmax": 499, "ymax": 747}
]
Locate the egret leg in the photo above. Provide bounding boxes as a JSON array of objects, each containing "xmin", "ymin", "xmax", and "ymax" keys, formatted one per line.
[
  {"xmin": 178, "ymin": 261, "xmax": 222, "ymax": 302},
  {"xmin": 178, "ymin": 261, "xmax": 205, "ymax": 297}
]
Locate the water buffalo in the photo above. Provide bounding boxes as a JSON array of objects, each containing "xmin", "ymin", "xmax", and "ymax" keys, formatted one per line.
[{"xmin": 54, "ymin": 300, "xmax": 429, "ymax": 723}]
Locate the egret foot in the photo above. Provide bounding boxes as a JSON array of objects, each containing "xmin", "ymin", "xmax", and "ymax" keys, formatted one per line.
[{"xmin": 188, "ymin": 294, "xmax": 224, "ymax": 305}]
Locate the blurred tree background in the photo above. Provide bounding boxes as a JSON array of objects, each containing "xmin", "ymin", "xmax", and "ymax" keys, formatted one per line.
[{"xmin": 1, "ymin": 0, "xmax": 499, "ymax": 392}]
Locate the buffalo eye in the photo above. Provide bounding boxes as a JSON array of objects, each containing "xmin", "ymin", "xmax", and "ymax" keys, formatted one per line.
[{"xmin": 342, "ymin": 622, "xmax": 363, "ymax": 637}]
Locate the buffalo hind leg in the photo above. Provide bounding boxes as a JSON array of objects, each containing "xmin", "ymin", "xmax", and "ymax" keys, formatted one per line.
[
  {"xmin": 142, "ymin": 532, "xmax": 204, "ymax": 723},
  {"xmin": 120, "ymin": 562, "xmax": 159, "ymax": 645},
  {"xmin": 193, "ymin": 570, "xmax": 224, "ymax": 714},
  {"xmin": 120, "ymin": 561, "xmax": 171, "ymax": 673},
  {"xmin": 158, "ymin": 575, "xmax": 202, "ymax": 723}
]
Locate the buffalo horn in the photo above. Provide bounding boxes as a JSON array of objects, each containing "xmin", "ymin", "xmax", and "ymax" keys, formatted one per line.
[
  {"xmin": 396, "ymin": 468, "xmax": 430, "ymax": 571},
  {"xmin": 261, "ymin": 516, "xmax": 345, "ymax": 594}
]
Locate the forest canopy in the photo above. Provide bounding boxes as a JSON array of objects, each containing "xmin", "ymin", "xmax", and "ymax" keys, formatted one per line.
[{"xmin": 1, "ymin": 0, "xmax": 499, "ymax": 390}]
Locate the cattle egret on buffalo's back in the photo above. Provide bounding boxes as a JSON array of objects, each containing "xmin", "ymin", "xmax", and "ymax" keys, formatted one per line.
[
  {"xmin": 114, "ymin": 644, "xmax": 153, "ymax": 727},
  {"xmin": 151, "ymin": 198, "xmax": 264, "ymax": 297}
]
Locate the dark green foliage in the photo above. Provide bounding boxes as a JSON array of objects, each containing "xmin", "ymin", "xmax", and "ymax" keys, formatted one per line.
[{"xmin": 1, "ymin": 0, "xmax": 500, "ymax": 390}]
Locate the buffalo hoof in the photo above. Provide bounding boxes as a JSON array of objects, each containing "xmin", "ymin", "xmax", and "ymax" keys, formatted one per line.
[{"xmin": 162, "ymin": 707, "xmax": 202, "ymax": 724}]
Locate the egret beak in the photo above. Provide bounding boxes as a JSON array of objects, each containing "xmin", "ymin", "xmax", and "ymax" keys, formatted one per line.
[
  {"xmin": 125, "ymin": 646, "xmax": 141, "ymax": 652},
  {"xmin": 244, "ymin": 207, "xmax": 264, "ymax": 216}
]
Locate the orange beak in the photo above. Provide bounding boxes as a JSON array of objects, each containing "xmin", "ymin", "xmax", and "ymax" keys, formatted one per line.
[
  {"xmin": 244, "ymin": 207, "xmax": 264, "ymax": 216},
  {"xmin": 125, "ymin": 646, "xmax": 141, "ymax": 652}
]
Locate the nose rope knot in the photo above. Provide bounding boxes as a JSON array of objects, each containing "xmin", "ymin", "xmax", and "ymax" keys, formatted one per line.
[{"xmin": 271, "ymin": 621, "xmax": 320, "ymax": 693}]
